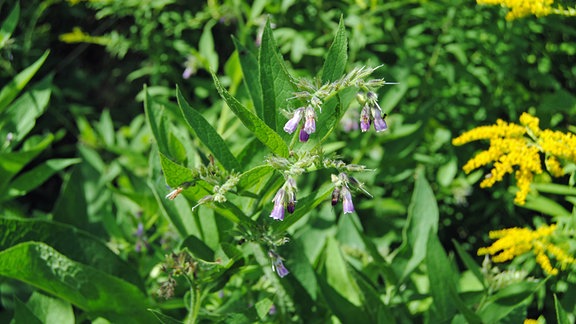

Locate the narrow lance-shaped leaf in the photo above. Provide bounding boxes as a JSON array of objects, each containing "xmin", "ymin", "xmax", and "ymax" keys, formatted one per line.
[
  {"xmin": 0, "ymin": 2, "xmax": 19, "ymax": 49},
  {"xmin": 7, "ymin": 158, "xmax": 81, "ymax": 199},
  {"xmin": 233, "ymin": 36, "xmax": 264, "ymax": 120},
  {"xmin": 0, "ymin": 76, "xmax": 52, "ymax": 144},
  {"xmin": 0, "ymin": 242, "xmax": 154, "ymax": 323},
  {"xmin": 0, "ymin": 134, "xmax": 54, "ymax": 195},
  {"xmin": 321, "ymin": 16, "xmax": 348, "ymax": 83},
  {"xmin": 393, "ymin": 168, "xmax": 439, "ymax": 282},
  {"xmin": 176, "ymin": 86, "xmax": 241, "ymax": 171},
  {"xmin": 554, "ymin": 294, "xmax": 571, "ymax": 324},
  {"xmin": 259, "ymin": 20, "xmax": 297, "ymax": 131},
  {"xmin": 211, "ymin": 71, "xmax": 289, "ymax": 157},
  {"xmin": 144, "ymin": 86, "xmax": 170, "ymax": 156},
  {"xmin": 427, "ymin": 234, "xmax": 482, "ymax": 323},
  {"xmin": 0, "ymin": 51, "xmax": 49, "ymax": 113}
]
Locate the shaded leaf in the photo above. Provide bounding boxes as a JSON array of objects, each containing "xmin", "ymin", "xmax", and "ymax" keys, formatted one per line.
[
  {"xmin": 233, "ymin": 37, "xmax": 263, "ymax": 120},
  {"xmin": 0, "ymin": 51, "xmax": 49, "ymax": 113},
  {"xmin": 0, "ymin": 217, "xmax": 144, "ymax": 291},
  {"xmin": 0, "ymin": 2, "xmax": 19, "ymax": 49},
  {"xmin": 0, "ymin": 242, "xmax": 154, "ymax": 323},
  {"xmin": 7, "ymin": 158, "xmax": 81, "ymax": 199},
  {"xmin": 26, "ymin": 291, "xmax": 75, "ymax": 324},
  {"xmin": 555, "ymin": 294, "xmax": 571, "ymax": 324}
]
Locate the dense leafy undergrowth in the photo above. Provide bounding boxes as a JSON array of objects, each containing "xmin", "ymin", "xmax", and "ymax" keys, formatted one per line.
[{"xmin": 1, "ymin": 1, "xmax": 576, "ymax": 323}]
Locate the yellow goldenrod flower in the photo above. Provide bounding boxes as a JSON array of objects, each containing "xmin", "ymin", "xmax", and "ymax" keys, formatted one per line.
[
  {"xmin": 545, "ymin": 156, "xmax": 564, "ymax": 177},
  {"xmin": 524, "ymin": 319, "xmax": 539, "ymax": 324},
  {"xmin": 538, "ymin": 129, "xmax": 576, "ymax": 163},
  {"xmin": 451, "ymin": 119, "xmax": 526, "ymax": 146},
  {"xmin": 477, "ymin": 0, "xmax": 554, "ymax": 20},
  {"xmin": 478, "ymin": 224, "xmax": 575, "ymax": 276},
  {"xmin": 519, "ymin": 112, "xmax": 541, "ymax": 136},
  {"xmin": 59, "ymin": 27, "xmax": 108, "ymax": 45},
  {"xmin": 453, "ymin": 112, "xmax": 575, "ymax": 205}
]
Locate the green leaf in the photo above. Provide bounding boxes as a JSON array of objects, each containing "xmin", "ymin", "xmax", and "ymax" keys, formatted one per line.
[
  {"xmin": 233, "ymin": 36, "xmax": 263, "ymax": 120},
  {"xmin": 199, "ymin": 21, "xmax": 218, "ymax": 71},
  {"xmin": 258, "ymin": 19, "xmax": 297, "ymax": 131},
  {"xmin": 555, "ymin": 294, "xmax": 571, "ymax": 324},
  {"xmin": 144, "ymin": 86, "xmax": 177, "ymax": 159},
  {"xmin": 0, "ymin": 2, "xmax": 19, "ymax": 49},
  {"xmin": 317, "ymin": 273, "xmax": 371, "ymax": 323},
  {"xmin": 395, "ymin": 168, "xmax": 439, "ymax": 282},
  {"xmin": 14, "ymin": 298, "xmax": 43, "ymax": 324},
  {"xmin": 0, "ymin": 217, "xmax": 144, "ymax": 291},
  {"xmin": 176, "ymin": 87, "xmax": 241, "ymax": 171},
  {"xmin": 0, "ymin": 75, "xmax": 52, "ymax": 144},
  {"xmin": 211, "ymin": 71, "xmax": 289, "ymax": 157},
  {"xmin": 0, "ymin": 133, "xmax": 54, "ymax": 195},
  {"xmin": 26, "ymin": 291, "xmax": 75, "ymax": 324},
  {"xmin": 149, "ymin": 177, "xmax": 191, "ymax": 238},
  {"xmin": 284, "ymin": 238, "xmax": 318, "ymax": 301},
  {"xmin": 426, "ymin": 234, "xmax": 482, "ymax": 323},
  {"xmin": 236, "ymin": 165, "xmax": 274, "ymax": 195},
  {"xmin": 325, "ymin": 237, "xmax": 361, "ymax": 306},
  {"xmin": 452, "ymin": 240, "xmax": 487, "ymax": 289},
  {"xmin": 255, "ymin": 298, "xmax": 274, "ymax": 320},
  {"xmin": 0, "ymin": 51, "xmax": 49, "ymax": 113},
  {"xmin": 148, "ymin": 309, "xmax": 183, "ymax": 324},
  {"xmin": 532, "ymin": 183, "xmax": 576, "ymax": 196},
  {"xmin": 0, "ymin": 242, "xmax": 154, "ymax": 323},
  {"xmin": 181, "ymin": 235, "xmax": 215, "ymax": 262},
  {"xmin": 523, "ymin": 193, "xmax": 571, "ymax": 217},
  {"xmin": 321, "ymin": 16, "xmax": 348, "ymax": 83},
  {"xmin": 478, "ymin": 280, "xmax": 540, "ymax": 323},
  {"xmin": 6, "ymin": 158, "xmax": 81, "ymax": 199}
]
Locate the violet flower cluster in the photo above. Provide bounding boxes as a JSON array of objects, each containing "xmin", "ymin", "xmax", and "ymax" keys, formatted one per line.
[
  {"xmin": 331, "ymin": 172, "xmax": 367, "ymax": 214},
  {"xmin": 360, "ymin": 91, "xmax": 388, "ymax": 132},
  {"xmin": 268, "ymin": 250, "xmax": 289, "ymax": 278},
  {"xmin": 270, "ymin": 177, "xmax": 298, "ymax": 221}
]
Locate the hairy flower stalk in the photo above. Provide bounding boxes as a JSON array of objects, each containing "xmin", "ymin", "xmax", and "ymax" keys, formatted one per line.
[{"xmin": 452, "ymin": 112, "xmax": 576, "ymax": 205}]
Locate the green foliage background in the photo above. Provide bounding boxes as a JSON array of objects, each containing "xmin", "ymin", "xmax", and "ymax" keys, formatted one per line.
[{"xmin": 1, "ymin": 0, "xmax": 575, "ymax": 323}]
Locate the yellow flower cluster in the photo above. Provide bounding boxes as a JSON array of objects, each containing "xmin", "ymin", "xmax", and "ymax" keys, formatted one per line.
[
  {"xmin": 453, "ymin": 112, "xmax": 575, "ymax": 205},
  {"xmin": 59, "ymin": 27, "xmax": 107, "ymax": 45},
  {"xmin": 477, "ymin": 0, "xmax": 553, "ymax": 20},
  {"xmin": 478, "ymin": 224, "xmax": 575, "ymax": 276}
]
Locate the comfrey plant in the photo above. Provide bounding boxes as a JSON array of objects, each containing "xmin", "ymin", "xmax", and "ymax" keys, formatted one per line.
[{"xmin": 146, "ymin": 19, "xmax": 394, "ymax": 316}]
